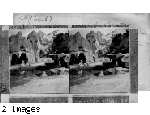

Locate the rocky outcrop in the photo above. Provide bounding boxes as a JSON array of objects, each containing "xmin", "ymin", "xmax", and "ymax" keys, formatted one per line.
[
  {"xmin": 38, "ymin": 30, "xmax": 53, "ymax": 45},
  {"xmin": 69, "ymin": 32, "xmax": 91, "ymax": 52},
  {"xmin": 27, "ymin": 30, "xmax": 39, "ymax": 55},
  {"xmin": 86, "ymin": 31, "xmax": 97, "ymax": 54},
  {"xmin": 52, "ymin": 33, "xmax": 69, "ymax": 54},
  {"xmin": 27, "ymin": 30, "xmax": 54, "ymax": 59},
  {"xmin": 86, "ymin": 31, "xmax": 109, "ymax": 58},
  {"xmin": 9, "ymin": 31, "xmax": 33, "ymax": 53},
  {"xmin": 9, "ymin": 31, "xmax": 34, "ymax": 64},
  {"xmin": 108, "ymin": 29, "xmax": 129, "ymax": 54},
  {"xmin": 95, "ymin": 31, "xmax": 104, "ymax": 45},
  {"xmin": 9, "ymin": 28, "xmax": 129, "ymax": 66},
  {"xmin": 69, "ymin": 34, "xmax": 78, "ymax": 52},
  {"xmin": 9, "ymin": 30, "xmax": 59, "ymax": 65},
  {"xmin": 68, "ymin": 30, "xmax": 111, "ymax": 63},
  {"xmin": 69, "ymin": 31, "xmax": 94, "ymax": 62}
]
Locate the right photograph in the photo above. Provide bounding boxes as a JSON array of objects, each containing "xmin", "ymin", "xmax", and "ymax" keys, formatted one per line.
[{"xmin": 69, "ymin": 27, "xmax": 130, "ymax": 94}]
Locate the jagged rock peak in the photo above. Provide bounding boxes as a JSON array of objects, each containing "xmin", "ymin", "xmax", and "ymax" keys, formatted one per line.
[
  {"xmin": 90, "ymin": 30, "xmax": 95, "ymax": 34},
  {"xmin": 69, "ymin": 34, "xmax": 73, "ymax": 37},
  {"xmin": 48, "ymin": 33, "xmax": 52, "ymax": 36},
  {"xmin": 75, "ymin": 31, "xmax": 81, "ymax": 37},
  {"xmin": 97, "ymin": 31, "xmax": 103, "ymax": 37},
  {"xmin": 38, "ymin": 30, "xmax": 44, "ymax": 35},
  {"xmin": 30, "ymin": 30, "xmax": 36, "ymax": 35},
  {"xmin": 17, "ymin": 31, "xmax": 22, "ymax": 37},
  {"xmin": 86, "ymin": 31, "xmax": 95, "ymax": 38}
]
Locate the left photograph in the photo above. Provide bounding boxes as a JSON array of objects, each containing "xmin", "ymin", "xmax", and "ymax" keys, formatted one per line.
[{"xmin": 9, "ymin": 26, "xmax": 70, "ymax": 94}]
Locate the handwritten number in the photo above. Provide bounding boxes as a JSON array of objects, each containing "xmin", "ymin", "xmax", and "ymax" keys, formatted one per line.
[
  {"xmin": 2, "ymin": 106, "xmax": 6, "ymax": 112},
  {"xmin": 18, "ymin": 15, "xmax": 52, "ymax": 24},
  {"xmin": 49, "ymin": 16, "xmax": 52, "ymax": 21}
]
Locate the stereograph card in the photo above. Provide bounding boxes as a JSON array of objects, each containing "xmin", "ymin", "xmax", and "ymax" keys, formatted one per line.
[
  {"xmin": 13, "ymin": 13, "xmax": 149, "ymax": 91},
  {"xmin": 1, "ymin": 13, "xmax": 146, "ymax": 103},
  {"xmin": 5, "ymin": 24, "xmax": 137, "ymax": 103}
]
